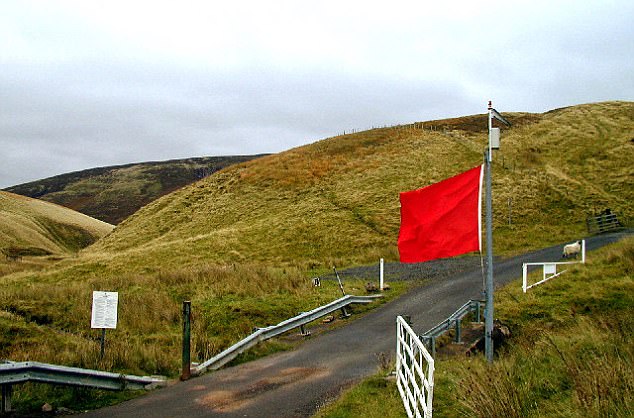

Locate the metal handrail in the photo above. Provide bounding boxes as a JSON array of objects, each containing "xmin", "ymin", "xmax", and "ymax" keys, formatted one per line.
[
  {"xmin": 421, "ymin": 300, "xmax": 483, "ymax": 339},
  {"xmin": 0, "ymin": 361, "xmax": 165, "ymax": 390},
  {"xmin": 0, "ymin": 361, "xmax": 166, "ymax": 413},
  {"xmin": 419, "ymin": 299, "xmax": 484, "ymax": 358},
  {"xmin": 193, "ymin": 294, "xmax": 383, "ymax": 376}
]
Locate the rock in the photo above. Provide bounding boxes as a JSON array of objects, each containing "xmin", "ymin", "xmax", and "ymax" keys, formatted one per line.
[
  {"xmin": 465, "ymin": 320, "xmax": 511, "ymax": 356},
  {"xmin": 322, "ymin": 315, "xmax": 335, "ymax": 323}
]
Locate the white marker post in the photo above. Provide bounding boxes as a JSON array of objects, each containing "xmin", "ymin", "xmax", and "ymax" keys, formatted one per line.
[
  {"xmin": 91, "ymin": 291, "xmax": 119, "ymax": 358},
  {"xmin": 380, "ymin": 258, "xmax": 385, "ymax": 291}
]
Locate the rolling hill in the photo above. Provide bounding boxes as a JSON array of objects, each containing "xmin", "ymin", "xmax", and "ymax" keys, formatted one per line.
[
  {"xmin": 90, "ymin": 101, "xmax": 633, "ymax": 271},
  {"xmin": 0, "ymin": 191, "xmax": 113, "ymax": 262},
  {"xmin": 4, "ymin": 155, "xmax": 267, "ymax": 224},
  {"xmin": 0, "ymin": 101, "xmax": 631, "ymax": 381}
]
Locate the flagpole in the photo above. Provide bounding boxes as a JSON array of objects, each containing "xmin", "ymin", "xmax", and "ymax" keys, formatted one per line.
[{"xmin": 485, "ymin": 101, "xmax": 495, "ymax": 363}]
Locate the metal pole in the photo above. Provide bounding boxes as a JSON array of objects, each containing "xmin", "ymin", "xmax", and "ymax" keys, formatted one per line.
[
  {"xmin": 181, "ymin": 301, "xmax": 192, "ymax": 380},
  {"xmin": 333, "ymin": 266, "xmax": 346, "ymax": 296},
  {"xmin": 332, "ymin": 267, "xmax": 351, "ymax": 317},
  {"xmin": 485, "ymin": 106, "xmax": 495, "ymax": 363},
  {"xmin": 508, "ymin": 197, "xmax": 513, "ymax": 225},
  {"xmin": 100, "ymin": 328, "xmax": 106, "ymax": 359}
]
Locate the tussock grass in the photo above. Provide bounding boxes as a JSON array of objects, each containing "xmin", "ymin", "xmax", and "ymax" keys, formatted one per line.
[{"xmin": 0, "ymin": 259, "xmax": 387, "ymax": 377}]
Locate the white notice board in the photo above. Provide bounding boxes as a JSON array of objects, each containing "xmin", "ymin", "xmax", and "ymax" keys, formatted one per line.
[
  {"xmin": 91, "ymin": 291, "xmax": 119, "ymax": 329},
  {"xmin": 543, "ymin": 263, "xmax": 557, "ymax": 279}
]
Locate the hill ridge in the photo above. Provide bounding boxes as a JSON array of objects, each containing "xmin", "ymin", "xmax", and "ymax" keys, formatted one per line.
[{"xmin": 4, "ymin": 154, "xmax": 268, "ymax": 224}]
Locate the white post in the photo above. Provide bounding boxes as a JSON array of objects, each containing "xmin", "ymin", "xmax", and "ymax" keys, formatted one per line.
[
  {"xmin": 522, "ymin": 263, "xmax": 528, "ymax": 293},
  {"xmin": 581, "ymin": 239, "xmax": 586, "ymax": 263},
  {"xmin": 380, "ymin": 258, "xmax": 384, "ymax": 290}
]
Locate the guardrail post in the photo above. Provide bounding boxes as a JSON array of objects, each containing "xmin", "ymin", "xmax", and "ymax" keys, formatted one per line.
[
  {"xmin": 454, "ymin": 319, "xmax": 462, "ymax": 343},
  {"xmin": 181, "ymin": 301, "xmax": 192, "ymax": 381},
  {"xmin": 299, "ymin": 323, "xmax": 311, "ymax": 337},
  {"xmin": 1, "ymin": 384, "xmax": 12, "ymax": 413}
]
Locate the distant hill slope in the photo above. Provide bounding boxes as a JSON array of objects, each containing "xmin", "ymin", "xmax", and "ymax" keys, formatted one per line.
[
  {"xmin": 88, "ymin": 101, "xmax": 633, "ymax": 272},
  {"xmin": 0, "ymin": 101, "xmax": 631, "ymax": 380},
  {"xmin": 0, "ymin": 191, "xmax": 113, "ymax": 257},
  {"xmin": 4, "ymin": 155, "xmax": 267, "ymax": 224}
]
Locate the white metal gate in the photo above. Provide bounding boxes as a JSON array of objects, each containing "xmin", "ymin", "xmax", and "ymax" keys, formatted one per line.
[
  {"xmin": 522, "ymin": 240, "xmax": 586, "ymax": 292},
  {"xmin": 396, "ymin": 316, "xmax": 435, "ymax": 418}
]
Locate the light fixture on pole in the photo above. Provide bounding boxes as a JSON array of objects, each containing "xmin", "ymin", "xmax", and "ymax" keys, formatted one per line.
[{"xmin": 484, "ymin": 100, "xmax": 511, "ymax": 363}]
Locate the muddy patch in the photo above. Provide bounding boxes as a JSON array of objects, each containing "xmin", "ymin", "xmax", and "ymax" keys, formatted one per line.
[{"xmin": 197, "ymin": 366, "xmax": 329, "ymax": 412}]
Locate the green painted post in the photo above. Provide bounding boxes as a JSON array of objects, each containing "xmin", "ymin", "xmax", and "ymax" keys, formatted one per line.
[{"xmin": 181, "ymin": 301, "xmax": 192, "ymax": 381}]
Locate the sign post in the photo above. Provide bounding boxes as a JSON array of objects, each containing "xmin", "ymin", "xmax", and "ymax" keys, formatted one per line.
[{"xmin": 91, "ymin": 291, "xmax": 119, "ymax": 358}]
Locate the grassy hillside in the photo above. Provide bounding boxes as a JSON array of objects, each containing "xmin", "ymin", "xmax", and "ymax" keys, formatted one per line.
[
  {"xmin": 0, "ymin": 101, "xmax": 631, "ymax": 384},
  {"xmin": 4, "ymin": 155, "xmax": 267, "ymax": 224},
  {"xmin": 91, "ymin": 101, "xmax": 633, "ymax": 271},
  {"xmin": 0, "ymin": 191, "xmax": 113, "ymax": 274}
]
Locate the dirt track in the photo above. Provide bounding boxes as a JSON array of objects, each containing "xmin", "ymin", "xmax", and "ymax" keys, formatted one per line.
[{"xmin": 81, "ymin": 231, "xmax": 631, "ymax": 417}]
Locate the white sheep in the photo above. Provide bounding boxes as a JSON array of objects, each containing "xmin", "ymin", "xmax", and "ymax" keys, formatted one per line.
[{"xmin": 562, "ymin": 240, "xmax": 581, "ymax": 259}]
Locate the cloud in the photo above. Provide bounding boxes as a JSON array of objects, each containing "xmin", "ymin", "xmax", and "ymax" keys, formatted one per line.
[{"xmin": 1, "ymin": 0, "xmax": 633, "ymax": 188}]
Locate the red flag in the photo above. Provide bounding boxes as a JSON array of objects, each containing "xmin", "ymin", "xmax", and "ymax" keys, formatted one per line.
[{"xmin": 398, "ymin": 165, "xmax": 483, "ymax": 263}]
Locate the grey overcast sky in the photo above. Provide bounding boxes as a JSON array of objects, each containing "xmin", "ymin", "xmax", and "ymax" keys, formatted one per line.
[{"xmin": 2, "ymin": 0, "xmax": 633, "ymax": 188}]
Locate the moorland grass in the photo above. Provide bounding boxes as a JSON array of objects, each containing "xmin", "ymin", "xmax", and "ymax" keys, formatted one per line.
[{"xmin": 0, "ymin": 260, "xmax": 405, "ymax": 375}]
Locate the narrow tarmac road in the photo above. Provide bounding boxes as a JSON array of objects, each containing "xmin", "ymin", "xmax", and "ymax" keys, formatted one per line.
[{"xmin": 82, "ymin": 231, "xmax": 630, "ymax": 417}]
